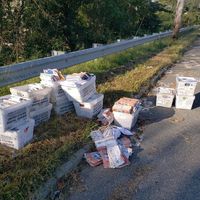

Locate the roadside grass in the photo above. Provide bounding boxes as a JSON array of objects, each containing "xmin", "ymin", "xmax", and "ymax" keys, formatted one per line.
[
  {"xmin": 0, "ymin": 29, "xmax": 198, "ymax": 200},
  {"xmin": 98, "ymin": 31, "xmax": 199, "ymax": 106},
  {"xmin": 0, "ymin": 37, "xmax": 170, "ymax": 96}
]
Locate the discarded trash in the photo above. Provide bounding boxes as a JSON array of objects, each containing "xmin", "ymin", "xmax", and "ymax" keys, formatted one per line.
[
  {"xmin": 176, "ymin": 95, "xmax": 195, "ymax": 110},
  {"xmin": 10, "ymin": 83, "xmax": 51, "ymax": 112},
  {"xmin": 156, "ymin": 76, "xmax": 197, "ymax": 110},
  {"xmin": 41, "ymin": 69, "xmax": 65, "ymax": 82},
  {"xmin": 73, "ymin": 93, "xmax": 104, "ymax": 119},
  {"xmin": 107, "ymin": 140, "xmax": 129, "ymax": 168},
  {"xmin": 60, "ymin": 73, "xmax": 96, "ymax": 102},
  {"xmin": 84, "ymin": 152, "xmax": 102, "ymax": 167},
  {"xmin": 175, "ymin": 76, "xmax": 197, "ymax": 110},
  {"xmin": 87, "ymin": 126, "xmax": 140, "ymax": 168},
  {"xmin": 176, "ymin": 76, "xmax": 197, "ymax": 96},
  {"xmin": 30, "ymin": 104, "xmax": 53, "ymax": 126},
  {"xmin": 53, "ymin": 96, "xmax": 74, "ymax": 115},
  {"xmin": 112, "ymin": 97, "xmax": 140, "ymax": 114},
  {"xmin": 0, "ymin": 119, "xmax": 35, "ymax": 150},
  {"xmin": 0, "ymin": 95, "xmax": 32, "ymax": 132},
  {"xmin": 113, "ymin": 97, "xmax": 142, "ymax": 130},
  {"xmin": 156, "ymin": 87, "xmax": 175, "ymax": 108},
  {"xmin": 97, "ymin": 108, "xmax": 114, "ymax": 126}
]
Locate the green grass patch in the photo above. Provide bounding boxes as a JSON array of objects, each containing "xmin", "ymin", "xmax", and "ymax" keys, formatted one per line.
[
  {"xmin": 0, "ymin": 36, "xmax": 170, "ymax": 96},
  {"xmin": 0, "ymin": 29, "xmax": 199, "ymax": 199}
]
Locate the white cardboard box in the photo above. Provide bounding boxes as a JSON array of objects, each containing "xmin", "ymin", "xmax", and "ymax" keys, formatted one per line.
[
  {"xmin": 176, "ymin": 76, "xmax": 197, "ymax": 96},
  {"xmin": 73, "ymin": 93, "xmax": 104, "ymax": 119},
  {"xmin": 113, "ymin": 107, "xmax": 141, "ymax": 130},
  {"xmin": 156, "ymin": 94, "xmax": 174, "ymax": 108},
  {"xmin": 0, "ymin": 119, "xmax": 35, "ymax": 150},
  {"xmin": 156, "ymin": 87, "xmax": 175, "ymax": 108},
  {"xmin": 176, "ymin": 95, "xmax": 195, "ymax": 110}
]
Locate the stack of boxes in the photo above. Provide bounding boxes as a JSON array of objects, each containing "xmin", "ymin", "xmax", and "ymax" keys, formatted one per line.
[
  {"xmin": 0, "ymin": 95, "xmax": 34, "ymax": 149},
  {"xmin": 40, "ymin": 70, "xmax": 74, "ymax": 115},
  {"xmin": 10, "ymin": 83, "xmax": 52, "ymax": 126},
  {"xmin": 112, "ymin": 97, "xmax": 141, "ymax": 130},
  {"xmin": 60, "ymin": 73, "xmax": 104, "ymax": 119},
  {"xmin": 176, "ymin": 76, "xmax": 197, "ymax": 109}
]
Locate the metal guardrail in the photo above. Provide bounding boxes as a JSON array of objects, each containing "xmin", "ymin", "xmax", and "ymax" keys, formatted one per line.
[{"xmin": 0, "ymin": 27, "xmax": 193, "ymax": 87}]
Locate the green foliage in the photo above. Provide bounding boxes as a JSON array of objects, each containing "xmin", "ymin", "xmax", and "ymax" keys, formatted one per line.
[
  {"xmin": 157, "ymin": 0, "xmax": 200, "ymax": 31},
  {"xmin": 1, "ymin": 0, "xmax": 164, "ymax": 66},
  {"xmin": 1, "ymin": 0, "xmax": 199, "ymax": 66}
]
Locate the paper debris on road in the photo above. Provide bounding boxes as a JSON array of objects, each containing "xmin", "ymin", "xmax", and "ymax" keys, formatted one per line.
[
  {"xmin": 87, "ymin": 126, "xmax": 140, "ymax": 168},
  {"xmin": 84, "ymin": 152, "xmax": 102, "ymax": 167}
]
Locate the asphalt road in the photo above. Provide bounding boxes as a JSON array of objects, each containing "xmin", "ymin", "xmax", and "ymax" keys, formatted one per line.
[{"xmin": 66, "ymin": 38, "xmax": 200, "ymax": 200}]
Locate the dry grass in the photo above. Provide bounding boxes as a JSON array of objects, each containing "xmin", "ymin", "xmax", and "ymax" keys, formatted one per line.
[{"xmin": 98, "ymin": 31, "xmax": 199, "ymax": 106}]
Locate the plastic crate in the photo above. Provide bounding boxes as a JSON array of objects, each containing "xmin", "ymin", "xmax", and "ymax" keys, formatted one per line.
[
  {"xmin": 30, "ymin": 104, "xmax": 52, "ymax": 126},
  {"xmin": 0, "ymin": 95, "xmax": 32, "ymax": 132},
  {"xmin": 113, "ymin": 107, "xmax": 141, "ymax": 130},
  {"xmin": 73, "ymin": 93, "xmax": 104, "ymax": 119},
  {"xmin": 61, "ymin": 76, "xmax": 96, "ymax": 102},
  {"xmin": 10, "ymin": 83, "xmax": 51, "ymax": 111},
  {"xmin": 0, "ymin": 119, "xmax": 35, "ymax": 150},
  {"xmin": 40, "ymin": 81, "xmax": 66, "ymax": 102},
  {"xmin": 176, "ymin": 95, "xmax": 195, "ymax": 110},
  {"xmin": 53, "ymin": 96, "xmax": 74, "ymax": 115},
  {"xmin": 176, "ymin": 76, "xmax": 197, "ymax": 96},
  {"xmin": 54, "ymin": 102, "xmax": 74, "ymax": 115}
]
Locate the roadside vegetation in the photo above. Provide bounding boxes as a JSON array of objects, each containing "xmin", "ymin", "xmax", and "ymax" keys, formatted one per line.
[
  {"xmin": 1, "ymin": 0, "xmax": 199, "ymax": 66},
  {"xmin": 0, "ymin": 29, "xmax": 199, "ymax": 199}
]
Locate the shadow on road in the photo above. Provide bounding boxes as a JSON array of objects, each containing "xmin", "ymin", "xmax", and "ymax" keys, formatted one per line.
[{"xmin": 193, "ymin": 92, "xmax": 200, "ymax": 109}]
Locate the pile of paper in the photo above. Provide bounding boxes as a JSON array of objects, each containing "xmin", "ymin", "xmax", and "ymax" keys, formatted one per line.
[{"xmin": 85, "ymin": 126, "xmax": 140, "ymax": 168}]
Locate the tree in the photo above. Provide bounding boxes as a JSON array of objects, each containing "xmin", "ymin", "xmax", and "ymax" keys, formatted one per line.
[
  {"xmin": 172, "ymin": 0, "xmax": 185, "ymax": 39},
  {"xmin": 1, "ymin": 0, "xmax": 162, "ymax": 66}
]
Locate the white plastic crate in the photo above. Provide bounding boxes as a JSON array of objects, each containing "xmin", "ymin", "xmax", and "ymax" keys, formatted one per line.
[
  {"xmin": 176, "ymin": 95, "xmax": 195, "ymax": 110},
  {"xmin": 176, "ymin": 76, "xmax": 197, "ymax": 96},
  {"xmin": 0, "ymin": 119, "xmax": 35, "ymax": 150},
  {"xmin": 10, "ymin": 83, "xmax": 51, "ymax": 111},
  {"xmin": 61, "ymin": 76, "xmax": 96, "ymax": 102},
  {"xmin": 53, "ymin": 96, "xmax": 74, "ymax": 115},
  {"xmin": 40, "ymin": 81, "xmax": 66, "ymax": 102},
  {"xmin": 30, "ymin": 104, "xmax": 52, "ymax": 126},
  {"xmin": 156, "ymin": 87, "xmax": 175, "ymax": 108},
  {"xmin": 54, "ymin": 102, "xmax": 74, "ymax": 115},
  {"xmin": 0, "ymin": 95, "xmax": 32, "ymax": 132},
  {"xmin": 113, "ymin": 107, "xmax": 141, "ymax": 130},
  {"xmin": 73, "ymin": 93, "xmax": 104, "ymax": 119}
]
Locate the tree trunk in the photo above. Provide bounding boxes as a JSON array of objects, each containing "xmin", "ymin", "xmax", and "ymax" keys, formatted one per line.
[{"xmin": 172, "ymin": 0, "xmax": 185, "ymax": 39}]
